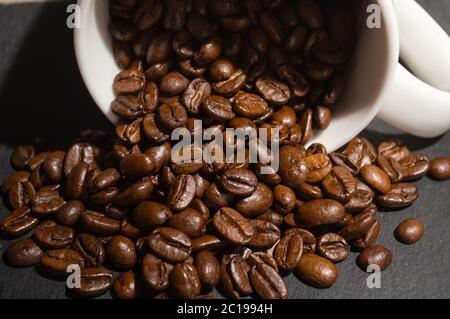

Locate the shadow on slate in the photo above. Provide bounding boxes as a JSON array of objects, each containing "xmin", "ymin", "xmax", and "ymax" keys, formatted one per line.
[{"xmin": 0, "ymin": 1, "xmax": 113, "ymax": 150}]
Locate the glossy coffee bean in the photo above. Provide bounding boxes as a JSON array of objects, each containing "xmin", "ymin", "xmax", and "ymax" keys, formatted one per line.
[
  {"xmin": 120, "ymin": 153, "xmax": 155, "ymax": 179},
  {"xmin": 147, "ymin": 227, "xmax": 192, "ymax": 263},
  {"xmin": 220, "ymin": 168, "xmax": 257, "ymax": 197},
  {"xmin": 202, "ymin": 95, "xmax": 235, "ymax": 121},
  {"xmin": 169, "ymin": 208, "xmax": 206, "ymax": 238},
  {"xmin": 249, "ymin": 263, "xmax": 288, "ymax": 299},
  {"xmin": 279, "ymin": 146, "xmax": 309, "ymax": 188},
  {"xmin": 357, "ymin": 245, "xmax": 392, "ymax": 272},
  {"xmin": 66, "ymin": 162, "xmax": 90, "ymax": 200},
  {"xmin": 213, "ymin": 207, "xmax": 253, "ymax": 245},
  {"xmin": 40, "ymin": 249, "xmax": 85, "ymax": 276},
  {"xmin": 8, "ymin": 180, "xmax": 35, "ymax": 210},
  {"xmin": 134, "ymin": 201, "xmax": 172, "ymax": 228},
  {"xmin": 113, "ymin": 271, "xmax": 137, "ymax": 299},
  {"xmin": 167, "ymin": 174, "xmax": 196, "ymax": 211},
  {"xmin": 317, "ymin": 233, "xmax": 349, "ymax": 263},
  {"xmin": 34, "ymin": 221, "xmax": 74, "ymax": 249},
  {"xmin": 4, "ymin": 239, "xmax": 43, "ymax": 268},
  {"xmin": 273, "ymin": 231, "xmax": 303, "ymax": 271},
  {"xmin": 10, "ymin": 145, "xmax": 35, "ymax": 170},
  {"xmin": 377, "ymin": 183, "xmax": 418, "ymax": 209},
  {"xmin": 296, "ymin": 199, "xmax": 345, "ymax": 227},
  {"xmin": 195, "ymin": 250, "xmax": 220, "ymax": 288},
  {"xmin": 81, "ymin": 211, "xmax": 121, "ymax": 236},
  {"xmin": 295, "ymin": 253, "xmax": 337, "ymax": 288},
  {"xmin": 395, "ymin": 218, "xmax": 424, "ymax": 245},
  {"xmin": 106, "ymin": 235, "xmax": 137, "ymax": 270},
  {"xmin": 56, "ymin": 201, "xmax": 85, "ymax": 226},
  {"xmin": 340, "ymin": 211, "xmax": 376, "ymax": 241},
  {"xmin": 220, "ymin": 255, "xmax": 252, "ymax": 298},
  {"xmin": 248, "ymin": 220, "xmax": 281, "ymax": 249},
  {"xmin": 72, "ymin": 268, "xmax": 113, "ymax": 297},
  {"xmin": 142, "ymin": 253, "xmax": 173, "ymax": 291},
  {"xmin": 360, "ymin": 165, "xmax": 392, "ymax": 195},
  {"xmin": 428, "ymin": 157, "xmax": 450, "ymax": 181},
  {"xmin": 72, "ymin": 233, "xmax": 105, "ymax": 268},
  {"xmin": 322, "ymin": 166, "xmax": 356, "ymax": 202},
  {"xmin": 0, "ymin": 207, "xmax": 38, "ymax": 237},
  {"xmin": 170, "ymin": 263, "xmax": 201, "ymax": 299},
  {"xmin": 233, "ymin": 92, "xmax": 268, "ymax": 119},
  {"xmin": 183, "ymin": 78, "xmax": 212, "ymax": 114},
  {"xmin": 114, "ymin": 177, "xmax": 153, "ymax": 207}
]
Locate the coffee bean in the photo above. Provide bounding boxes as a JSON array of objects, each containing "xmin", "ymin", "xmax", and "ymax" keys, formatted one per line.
[
  {"xmin": 120, "ymin": 153, "xmax": 155, "ymax": 180},
  {"xmin": 352, "ymin": 220, "xmax": 381, "ymax": 251},
  {"xmin": 81, "ymin": 211, "xmax": 121, "ymax": 236},
  {"xmin": 249, "ymin": 263, "xmax": 288, "ymax": 299},
  {"xmin": 345, "ymin": 190, "xmax": 374, "ymax": 214},
  {"xmin": 147, "ymin": 227, "xmax": 192, "ymax": 263},
  {"xmin": 360, "ymin": 165, "xmax": 392, "ymax": 195},
  {"xmin": 248, "ymin": 220, "xmax": 281, "ymax": 249},
  {"xmin": 255, "ymin": 77, "xmax": 291, "ymax": 106},
  {"xmin": 4, "ymin": 239, "xmax": 43, "ymax": 268},
  {"xmin": 220, "ymin": 255, "xmax": 252, "ymax": 298},
  {"xmin": 11, "ymin": 145, "xmax": 35, "ymax": 170},
  {"xmin": 395, "ymin": 218, "xmax": 424, "ymax": 245},
  {"xmin": 317, "ymin": 233, "xmax": 349, "ymax": 263},
  {"xmin": 220, "ymin": 168, "xmax": 257, "ymax": 197},
  {"xmin": 41, "ymin": 151, "xmax": 65, "ymax": 184},
  {"xmin": 322, "ymin": 166, "xmax": 356, "ymax": 203},
  {"xmin": 142, "ymin": 253, "xmax": 173, "ymax": 291},
  {"xmin": 305, "ymin": 153, "xmax": 333, "ymax": 183},
  {"xmin": 167, "ymin": 174, "xmax": 196, "ymax": 211},
  {"xmin": 40, "ymin": 249, "xmax": 85, "ymax": 276},
  {"xmin": 134, "ymin": 201, "xmax": 172, "ymax": 228},
  {"xmin": 183, "ymin": 78, "xmax": 212, "ymax": 114},
  {"xmin": 34, "ymin": 221, "xmax": 74, "ymax": 249},
  {"xmin": 170, "ymin": 263, "xmax": 201, "ymax": 299},
  {"xmin": 72, "ymin": 233, "xmax": 105, "ymax": 268},
  {"xmin": 212, "ymin": 69, "xmax": 247, "ymax": 97},
  {"xmin": 213, "ymin": 207, "xmax": 253, "ymax": 245},
  {"xmin": 31, "ymin": 186, "xmax": 66, "ymax": 216},
  {"xmin": 273, "ymin": 185, "xmax": 296, "ymax": 214},
  {"xmin": 56, "ymin": 201, "xmax": 85, "ymax": 227},
  {"xmin": 428, "ymin": 157, "xmax": 450, "ymax": 180},
  {"xmin": 8, "ymin": 180, "xmax": 35, "ymax": 210},
  {"xmin": 113, "ymin": 271, "xmax": 137, "ymax": 299},
  {"xmin": 72, "ymin": 268, "xmax": 113, "ymax": 297},
  {"xmin": 202, "ymin": 95, "xmax": 235, "ymax": 121},
  {"xmin": 279, "ymin": 146, "xmax": 309, "ymax": 188},
  {"xmin": 0, "ymin": 207, "xmax": 38, "ymax": 237},
  {"xmin": 133, "ymin": 0, "xmax": 163, "ymax": 30},
  {"xmin": 397, "ymin": 154, "xmax": 429, "ymax": 181},
  {"xmin": 340, "ymin": 210, "xmax": 376, "ymax": 241},
  {"xmin": 195, "ymin": 36, "xmax": 222, "ymax": 65},
  {"xmin": 377, "ymin": 183, "xmax": 418, "ymax": 209},
  {"xmin": 233, "ymin": 92, "xmax": 268, "ymax": 119},
  {"xmin": 273, "ymin": 231, "xmax": 303, "ymax": 270},
  {"xmin": 106, "ymin": 235, "xmax": 137, "ymax": 270},
  {"xmin": 295, "ymin": 253, "xmax": 337, "ymax": 288},
  {"xmin": 169, "ymin": 208, "xmax": 206, "ymax": 238},
  {"xmin": 1, "ymin": 171, "xmax": 29, "ymax": 194},
  {"xmin": 192, "ymin": 235, "xmax": 224, "ymax": 252},
  {"xmin": 357, "ymin": 245, "xmax": 392, "ymax": 272},
  {"xmin": 114, "ymin": 177, "xmax": 153, "ymax": 207},
  {"xmin": 195, "ymin": 250, "xmax": 220, "ymax": 288},
  {"xmin": 296, "ymin": 199, "xmax": 345, "ymax": 227}
]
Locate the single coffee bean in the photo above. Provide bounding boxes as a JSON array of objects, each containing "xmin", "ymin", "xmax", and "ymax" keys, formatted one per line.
[
  {"xmin": 41, "ymin": 151, "xmax": 65, "ymax": 184},
  {"xmin": 202, "ymin": 95, "xmax": 235, "ymax": 121},
  {"xmin": 345, "ymin": 190, "xmax": 374, "ymax": 214},
  {"xmin": 158, "ymin": 100, "xmax": 188, "ymax": 130},
  {"xmin": 72, "ymin": 268, "xmax": 113, "ymax": 297},
  {"xmin": 305, "ymin": 153, "xmax": 333, "ymax": 183},
  {"xmin": 295, "ymin": 253, "xmax": 337, "ymax": 288},
  {"xmin": 10, "ymin": 145, "xmax": 35, "ymax": 170},
  {"xmin": 113, "ymin": 271, "xmax": 137, "ymax": 299},
  {"xmin": 169, "ymin": 208, "xmax": 206, "ymax": 238},
  {"xmin": 212, "ymin": 69, "xmax": 247, "ymax": 97},
  {"xmin": 0, "ymin": 207, "xmax": 38, "ymax": 237},
  {"xmin": 133, "ymin": 0, "xmax": 163, "ymax": 30},
  {"xmin": 357, "ymin": 245, "xmax": 392, "ymax": 271},
  {"xmin": 56, "ymin": 200, "xmax": 85, "ymax": 226},
  {"xmin": 233, "ymin": 92, "xmax": 268, "ymax": 119},
  {"xmin": 249, "ymin": 263, "xmax": 288, "ymax": 299},
  {"xmin": 106, "ymin": 235, "xmax": 137, "ymax": 270},
  {"xmin": 203, "ymin": 182, "xmax": 235, "ymax": 211},
  {"xmin": 352, "ymin": 220, "xmax": 381, "ymax": 251},
  {"xmin": 167, "ymin": 174, "xmax": 196, "ymax": 211},
  {"xmin": 114, "ymin": 177, "xmax": 153, "ymax": 207},
  {"xmin": 66, "ymin": 162, "xmax": 90, "ymax": 200},
  {"xmin": 377, "ymin": 183, "xmax": 418, "ymax": 209},
  {"xmin": 255, "ymin": 76, "xmax": 291, "ymax": 106},
  {"xmin": 395, "ymin": 218, "xmax": 424, "ymax": 245},
  {"xmin": 296, "ymin": 199, "xmax": 346, "ymax": 227},
  {"xmin": 8, "ymin": 180, "xmax": 35, "ymax": 210},
  {"xmin": 27, "ymin": 152, "xmax": 50, "ymax": 172},
  {"xmin": 81, "ymin": 211, "xmax": 121, "ymax": 236},
  {"xmin": 192, "ymin": 235, "xmax": 224, "ymax": 252},
  {"xmin": 195, "ymin": 250, "xmax": 220, "ymax": 288},
  {"xmin": 72, "ymin": 233, "xmax": 105, "ymax": 268},
  {"xmin": 220, "ymin": 255, "xmax": 253, "ymax": 298},
  {"xmin": 279, "ymin": 146, "xmax": 309, "ymax": 188},
  {"xmin": 290, "ymin": 228, "xmax": 317, "ymax": 254},
  {"xmin": 195, "ymin": 36, "xmax": 223, "ymax": 65},
  {"xmin": 64, "ymin": 143, "xmax": 96, "ymax": 177},
  {"xmin": 317, "ymin": 233, "xmax": 349, "ymax": 263},
  {"xmin": 134, "ymin": 201, "xmax": 172, "ymax": 228},
  {"xmin": 273, "ymin": 185, "xmax": 296, "ymax": 214},
  {"xmin": 146, "ymin": 32, "xmax": 172, "ymax": 64},
  {"xmin": 360, "ymin": 165, "xmax": 392, "ymax": 194},
  {"xmin": 147, "ymin": 227, "xmax": 192, "ymax": 263},
  {"xmin": 4, "ymin": 239, "xmax": 43, "ymax": 268},
  {"xmin": 170, "ymin": 263, "xmax": 201, "ymax": 299},
  {"xmin": 340, "ymin": 211, "xmax": 376, "ymax": 241},
  {"xmin": 142, "ymin": 253, "xmax": 173, "ymax": 291},
  {"xmin": 34, "ymin": 221, "xmax": 74, "ymax": 249},
  {"xmin": 246, "ymin": 252, "xmax": 278, "ymax": 273},
  {"xmin": 213, "ymin": 207, "xmax": 253, "ymax": 245},
  {"xmin": 160, "ymin": 71, "xmax": 190, "ymax": 96},
  {"xmin": 40, "ymin": 249, "xmax": 85, "ymax": 276},
  {"xmin": 1, "ymin": 171, "xmax": 29, "ymax": 194},
  {"xmin": 397, "ymin": 153, "xmax": 429, "ymax": 181},
  {"xmin": 428, "ymin": 157, "xmax": 450, "ymax": 180},
  {"xmin": 273, "ymin": 231, "xmax": 303, "ymax": 271},
  {"xmin": 183, "ymin": 78, "xmax": 212, "ymax": 114},
  {"xmin": 31, "ymin": 186, "xmax": 66, "ymax": 216},
  {"xmin": 120, "ymin": 153, "xmax": 155, "ymax": 179},
  {"xmin": 322, "ymin": 166, "xmax": 357, "ymax": 202},
  {"xmin": 248, "ymin": 220, "xmax": 281, "ymax": 249},
  {"xmin": 220, "ymin": 168, "xmax": 257, "ymax": 197}
]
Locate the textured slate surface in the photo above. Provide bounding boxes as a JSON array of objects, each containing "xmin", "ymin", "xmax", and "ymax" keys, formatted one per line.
[{"xmin": 0, "ymin": 0, "xmax": 448, "ymax": 299}]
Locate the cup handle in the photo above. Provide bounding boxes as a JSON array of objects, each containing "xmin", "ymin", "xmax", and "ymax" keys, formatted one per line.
[{"xmin": 377, "ymin": 0, "xmax": 450, "ymax": 138}]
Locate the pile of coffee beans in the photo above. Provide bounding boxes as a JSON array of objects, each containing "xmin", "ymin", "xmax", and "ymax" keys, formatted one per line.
[{"xmin": 1, "ymin": 0, "xmax": 450, "ymax": 299}]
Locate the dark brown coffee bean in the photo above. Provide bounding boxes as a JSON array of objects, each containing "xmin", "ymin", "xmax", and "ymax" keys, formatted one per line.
[
  {"xmin": 296, "ymin": 199, "xmax": 345, "ymax": 227},
  {"xmin": 146, "ymin": 32, "xmax": 172, "ymax": 64},
  {"xmin": 357, "ymin": 245, "xmax": 392, "ymax": 271},
  {"xmin": 26, "ymin": 152, "xmax": 50, "ymax": 172},
  {"xmin": 134, "ymin": 201, "xmax": 172, "ymax": 229},
  {"xmin": 246, "ymin": 252, "xmax": 278, "ymax": 272},
  {"xmin": 352, "ymin": 220, "xmax": 381, "ymax": 251},
  {"xmin": 195, "ymin": 250, "xmax": 220, "ymax": 288},
  {"xmin": 72, "ymin": 268, "xmax": 113, "ymax": 297},
  {"xmin": 114, "ymin": 40, "xmax": 132, "ymax": 69},
  {"xmin": 345, "ymin": 190, "xmax": 374, "ymax": 214},
  {"xmin": 113, "ymin": 271, "xmax": 137, "ymax": 299},
  {"xmin": 106, "ymin": 235, "xmax": 137, "ymax": 270},
  {"xmin": 360, "ymin": 165, "xmax": 392, "ymax": 195},
  {"xmin": 220, "ymin": 255, "xmax": 252, "ymax": 298},
  {"xmin": 170, "ymin": 263, "xmax": 201, "ymax": 299},
  {"xmin": 192, "ymin": 235, "xmax": 224, "ymax": 252},
  {"xmin": 291, "ymin": 228, "xmax": 317, "ymax": 254},
  {"xmin": 255, "ymin": 76, "xmax": 290, "ymax": 106},
  {"xmin": 4, "ymin": 239, "xmax": 43, "ymax": 268},
  {"xmin": 340, "ymin": 210, "xmax": 376, "ymax": 241},
  {"xmin": 110, "ymin": 19, "xmax": 137, "ymax": 41},
  {"xmin": 220, "ymin": 168, "xmax": 257, "ymax": 197},
  {"xmin": 212, "ymin": 69, "xmax": 247, "ymax": 97},
  {"xmin": 273, "ymin": 231, "xmax": 303, "ymax": 271},
  {"xmin": 317, "ymin": 233, "xmax": 349, "ymax": 263},
  {"xmin": 143, "ymin": 113, "xmax": 170, "ymax": 143},
  {"xmin": 90, "ymin": 168, "xmax": 121, "ymax": 193},
  {"xmin": 314, "ymin": 106, "xmax": 332, "ymax": 130},
  {"xmin": 8, "ymin": 180, "xmax": 35, "ymax": 210},
  {"xmin": 248, "ymin": 220, "xmax": 281, "ymax": 249},
  {"xmin": 183, "ymin": 78, "xmax": 212, "ymax": 114},
  {"xmin": 235, "ymin": 183, "xmax": 273, "ymax": 218},
  {"xmin": 142, "ymin": 253, "xmax": 173, "ymax": 291},
  {"xmin": 395, "ymin": 218, "xmax": 424, "ymax": 245},
  {"xmin": 160, "ymin": 71, "xmax": 189, "ymax": 96},
  {"xmin": 133, "ymin": 0, "xmax": 163, "ymax": 30},
  {"xmin": 41, "ymin": 151, "xmax": 65, "ymax": 184},
  {"xmin": 322, "ymin": 166, "xmax": 357, "ymax": 203},
  {"xmin": 305, "ymin": 153, "xmax": 332, "ymax": 184},
  {"xmin": 81, "ymin": 211, "xmax": 121, "ymax": 236},
  {"xmin": 397, "ymin": 153, "xmax": 430, "ymax": 181},
  {"xmin": 40, "ymin": 249, "xmax": 85, "ymax": 276},
  {"xmin": 167, "ymin": 174, "xmax": 196, "ymax": 211},
  {"xmin": 0, "ymin": 207, "xmax": 38, "ymax": 237},
  {"xmin": 72, "ymin": 233, "xmax": 105, "ymax": 268},
  {"xmin": 147, "ymin": 227, "xmax": 192, "ymax": 263},
  {"xmin": 295, "ymin": 253, "xmax": 337, "ymax": 288},
  {"xmin": 120, "ymin": 153, "xmax": 155, "ymax": 180},
  {"xmin": 114, "ymin": 177, "xmax": 153, "ymax": 207},
  {"xmin": 34, "ymin": 221, "xmax": 74, "ymax": 249},
  {"xmin": 11, "ymin": 145, "xmax": 35, "ymax": 170},
  {"xmin": 111, "ymin": 95, "xmax": 143, "ymax": 120},
  {"xmin": 259, "ymin": 11, "xmax": 284, "ymax": 44},
  {"xmin": 213, "ymin": 207, "xmax": 253, "ymax": 245},
  {"xmin": 169, "ymin": 208, "xmax": 206, "ymax": 238},
  {"xmin": 195, "ymin": 36, "xmax": 222, "ymax": 65},
  {"xmin": 31, "ymin": 186, "xmax": 66, "ymax": 216},
  {"xmin": 377, "ymin": 183, "xmax": 418, "ymax": 209},
  {"xmin": 233, "ymin": 92, "xmax": 268, "ymax": 119},
  {"xmin": 209, "ymin": 59, "xmax": 235, "ymax": 82},
  {"xmin": 157, "ymin": 100, "xmax": 188, "ymax": 130},
  {"xmin": 273, "ymin": 185, "xmax": 296, "ymax": 215},
  {"xmin": 56, "ymin": 201, "xmax": 84, "ymax": 227},
  {"xmin": 208, "ymin": 0, "xmax": 241, "ymax": 17},
  {"xmin": 428, "ymin": 157, "xmax": 450, "ymax": 180},
  {"xmin": 279, "ymin": 146, "xmax": 309, "ymax": 188},
  {"xmin": 186, "ymin": 12, "xmax": 215, "ymax": 41},
  {"xmin": 201, "ymin": 95, "xmax": 235, "ymax": 121},
  {"xmin": 278, "ymin": 65, "xmax": 309, "ymax": 98},
  {"xmin": 116, "ymin": 118, "xmax": 142, "ymax": 145},
  {"xmin": 285, "ymin": 25, "xmax": 307, "ymax": 52},
  {"xmin": 66, "ymin": 162, "xmax": 90, "ymax": 200},
  {"xmin": 64, "ymin": 144, "xmax": 96, "ymax": 177},
  {"xmin": 1, "ymin": 171, "xmax": 29, "ymax": 194},
  {"xmin": 249, "ymin": 263, "xmax": 288, "ymax": 299},
  {"xmin": 113, "ymin": 68, "xmax": 146, "ymax": 95}
]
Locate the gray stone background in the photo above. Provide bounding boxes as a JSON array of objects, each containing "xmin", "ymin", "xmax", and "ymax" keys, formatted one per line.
[{"xmin": 0, "ymin": 0, "xmax": 448, "ymax": 299}]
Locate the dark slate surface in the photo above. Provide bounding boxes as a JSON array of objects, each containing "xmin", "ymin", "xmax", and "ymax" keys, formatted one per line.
[{"xmin": 0, "ymin": 0, "xmax": 448, "ymax": 299}]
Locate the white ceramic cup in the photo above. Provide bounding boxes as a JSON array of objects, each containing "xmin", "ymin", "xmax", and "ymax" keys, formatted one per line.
[{"xmin": 74, "ymin": 0, "xmax": 450, "ymax": 153}]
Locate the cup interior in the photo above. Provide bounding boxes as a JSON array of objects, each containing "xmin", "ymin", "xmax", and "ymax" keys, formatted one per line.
[{"xmin": 74, "ymin": 0, "xmax": 399, "ymax": 153}]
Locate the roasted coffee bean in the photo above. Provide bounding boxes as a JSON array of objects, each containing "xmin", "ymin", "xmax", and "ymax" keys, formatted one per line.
[
  {"xmin": 146, "ymin": 32, "xmax": 172, "ymax": 64},
  {"xmin": 272, "ymin": 106, "xmax": 297, "ymax": 128},
  {"xmin": 120, "ymin": 153, "xmax": 155, "ymax": 180},
  {"xmin": 1, "ymin": 171, "xmax": 29, "ymax": 194},
  {"xmin": 90, "ymin": 169, "xmax": 121, "ymax": 193},
  {"xmin": 192, "ymin": 235, "xmax": 224, "ymax": 252},
  {"xmin": 81, "ymin": 211, "xmax": 121, "ymax": 236},
  {"xmin": 114, "ymin": 40, "xmax": 132, "ymax": 69},
  {"xmin": 273, "ymin": 185, "xmax": 296, "ymax": 214},
  {"xmin": 41, "ymin": 151, "xmax": 65, "ymax": 184},
  {"xmin": 246, "ymin": 252, "xmax": 278, "ymax": 272},
  {"xmin": 110, "ymin": 20, "xmax": 138, "ymax": 41},
  {"xmin": 116, "ymin": 118, "xmax": 143, "ymax": 145},
  {"xmin": 202, "ymin": 95, "xmax": 235, "ymax": 121},
  {"xmin": 249, "ymin": 263, "xmax": 288, "ymax": 299},
  {"xmin": 306, "ymin": 153, "xmax": 333, "ymax": 184},
  {"xmin": 64, "ymin": 143, "xmax": 96, "ymax": 177},
  {"xmin": 204, "ymin": 182, "xmax": 235, "ymax": 211},
  {"xmin": 114, "ymin": 177, "xmax": 153, "ymax": 207},
  {"xmin": 220, "ymin": 255, "xmax": 252, "ymax": 298},
  {"xmin": 195, "ymin": 36, "xmax": 222, "ymax": 65},
  {"xmin": 345, "ymin": 190, "xmax": 374, "ymax": 214},
  {"xmin": 134, "ymin": 201, "xmax": 172, "ymax": 229},
  {"xmin": 4, "ymin": 239, "xmax": 43, "ymax": 268},
  {"xmin": 340, "ymin": 211, "xmax": 376, "ymax": 241},
  {"xmin": 190, "ymin": 199, "xmax": 210, "ymax": 221},
  {"xmin": 113, "ymin": 271, "xmax": 137, "ymax": 299},
  {"xmin": 290, "ymin": 228, "xmax": 316, "ymax": 254},
  {"xmin": 186, "ymin": 12, "xmax": 215, "ymax": 41},
  {"xmin": 295, "ymin": 253, "xmax": 337, "ymax": 288},
  {"xmin": 296, "ymin": 199, "xmax": 345, "ymax": 227},
  {"xmin": 72, "ymin": 233, "xmax": 105, "ymax": 268},
  {"xmin": 322, "ymin": 166, "xmax": 356, "ymax": 203},
  {"xmin": 167, "ymin": 174, "xmax": 196, "ymax": 211},
  {"xmin": 297, "ymin": 182, "xmax": 324, "ymax": 200},
  {"xmin": 195, "ymin": 250, "xmax": 220, "ymax": 288},
  {"xmin": 428, "ymin": 157, "xmax": 450, "ymax": 180},
  {"xmin": 72, "ymin": 268, "xmax": 113, "ymax": 297},
  {"xmin": 133, "ymin": 0, "xmax": 163, "ymax": 30},
  {"xmin": 255, "ymin": 77, "xmax": 291, "ymax": 106},
  {"xmin": 142, "ymin": 253, "xmax": 173, "ymax": 291},
  {"xmin": 66, "ymin": 162, "xmax": 90, "ymax": 200},
  {"xmin": 220, "ymin": 168, "xmax": 257, "ymax": 197},
  {"xmin": 34, "ymin": 221, "xmax": 74, "ymax": 249},
  {"xmin": 111, "ymin": 95, "xmax": 143, "ymax": 120},
  {"xmin": 377, "ymin": 183, "xmax": 418, "ymax": 209},
  {"xmin": 285, "ymin": 24, "xmax": 307, "ymax": 52},
  {"xmin": 56, "ymin": 201, "xmax": 84, "ymax": 227},
  {"xmin": 395, "ymin": 218, "xmax": 424, "ymax": 245},
  {"xmin": 273, "ymin": 231, "xmax": 303, "ymax": 271},
  {"xmin": 158, "ymin": 100, "xmax": 188, "ymax": 130},
  {"xmin": 352, "ymin": 220, "xmax": 381, "ymax": 251},
  {"xmin": 317, "ymin": 233, "xmax": 349, "ymax": 263},
  {"xmin": 40, "ymin": 249, "xmax": 85, "ymax": 276},
  {"xmin": 279, "ymin": 146, "xmax": 309, "ymax": 188},
  {"xmin": 357, "ymin": 245, "xmax": 392, "ymax": 271},
  {"xmin": 0, "ymin": 207, "xmax": 38, "ymax": 237},
  {"xmin": 235, "ymin": 183, "xmax": 273, "ymax": 218},
  {"xmin": 160, "ymin": 71, "xmax": 189, "ymax": 96},
  {"xmin": 26, "ymin": 152, "xmax": 50, "ymax": 172},
  {"xmin": 170, "ymin": 263, "xmax": 201, "ymax": 299},
  {"xmin": 248, "ymin": 220, "xmax": 281, "ymax": 249},
  {"xmin": 143, "ymin": 113, "xmax": 170, "ymax": 143},
  {"xmin": 106, "ymin": 235, "xmax": 137, "ymax": 270},
  {"xmin": 8, "ymin": 180, "xmax": 35, "ymax": 210},
  {"xmin": 314, "ymin": 106, "xmax": 331, "ymax": 130},
  {"xmin": 169, "ymin": 208, "xmax": 206, "ymax": 238},
  {"xmin": 213, "ymin": 207, "xmax": 253, "ymax": 245},
  {"xmin": 397, "ymin": 154, "xmax": 430, "ymax": 181},
  {"xmin": 183, "ymin": 78, "xmax": 211, "ymax": 114},
  {"xmin": 278, "ymin": 65, "xmax": 309, "ymax": 97},
  {"xmin": 30, "ymin": 186, "xmax": 66, "ymax": 216},
  {"xmin": 147, "ymin": 227, "xmax": 192, "ymax": 263},
  {"xmin": 212, "ymin": 69, "xmax": 247, "ymax": 97},
  {"xmin": 360, "ymin": 165, "xmax": 392, "ymax": 195},
  {"xmin": 233, "ymin": 92, "xmax": 268, "ymax": 119},
  {"xmin": 11, "ymin": 145, "xmax": 35, "ymax": 170}
]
